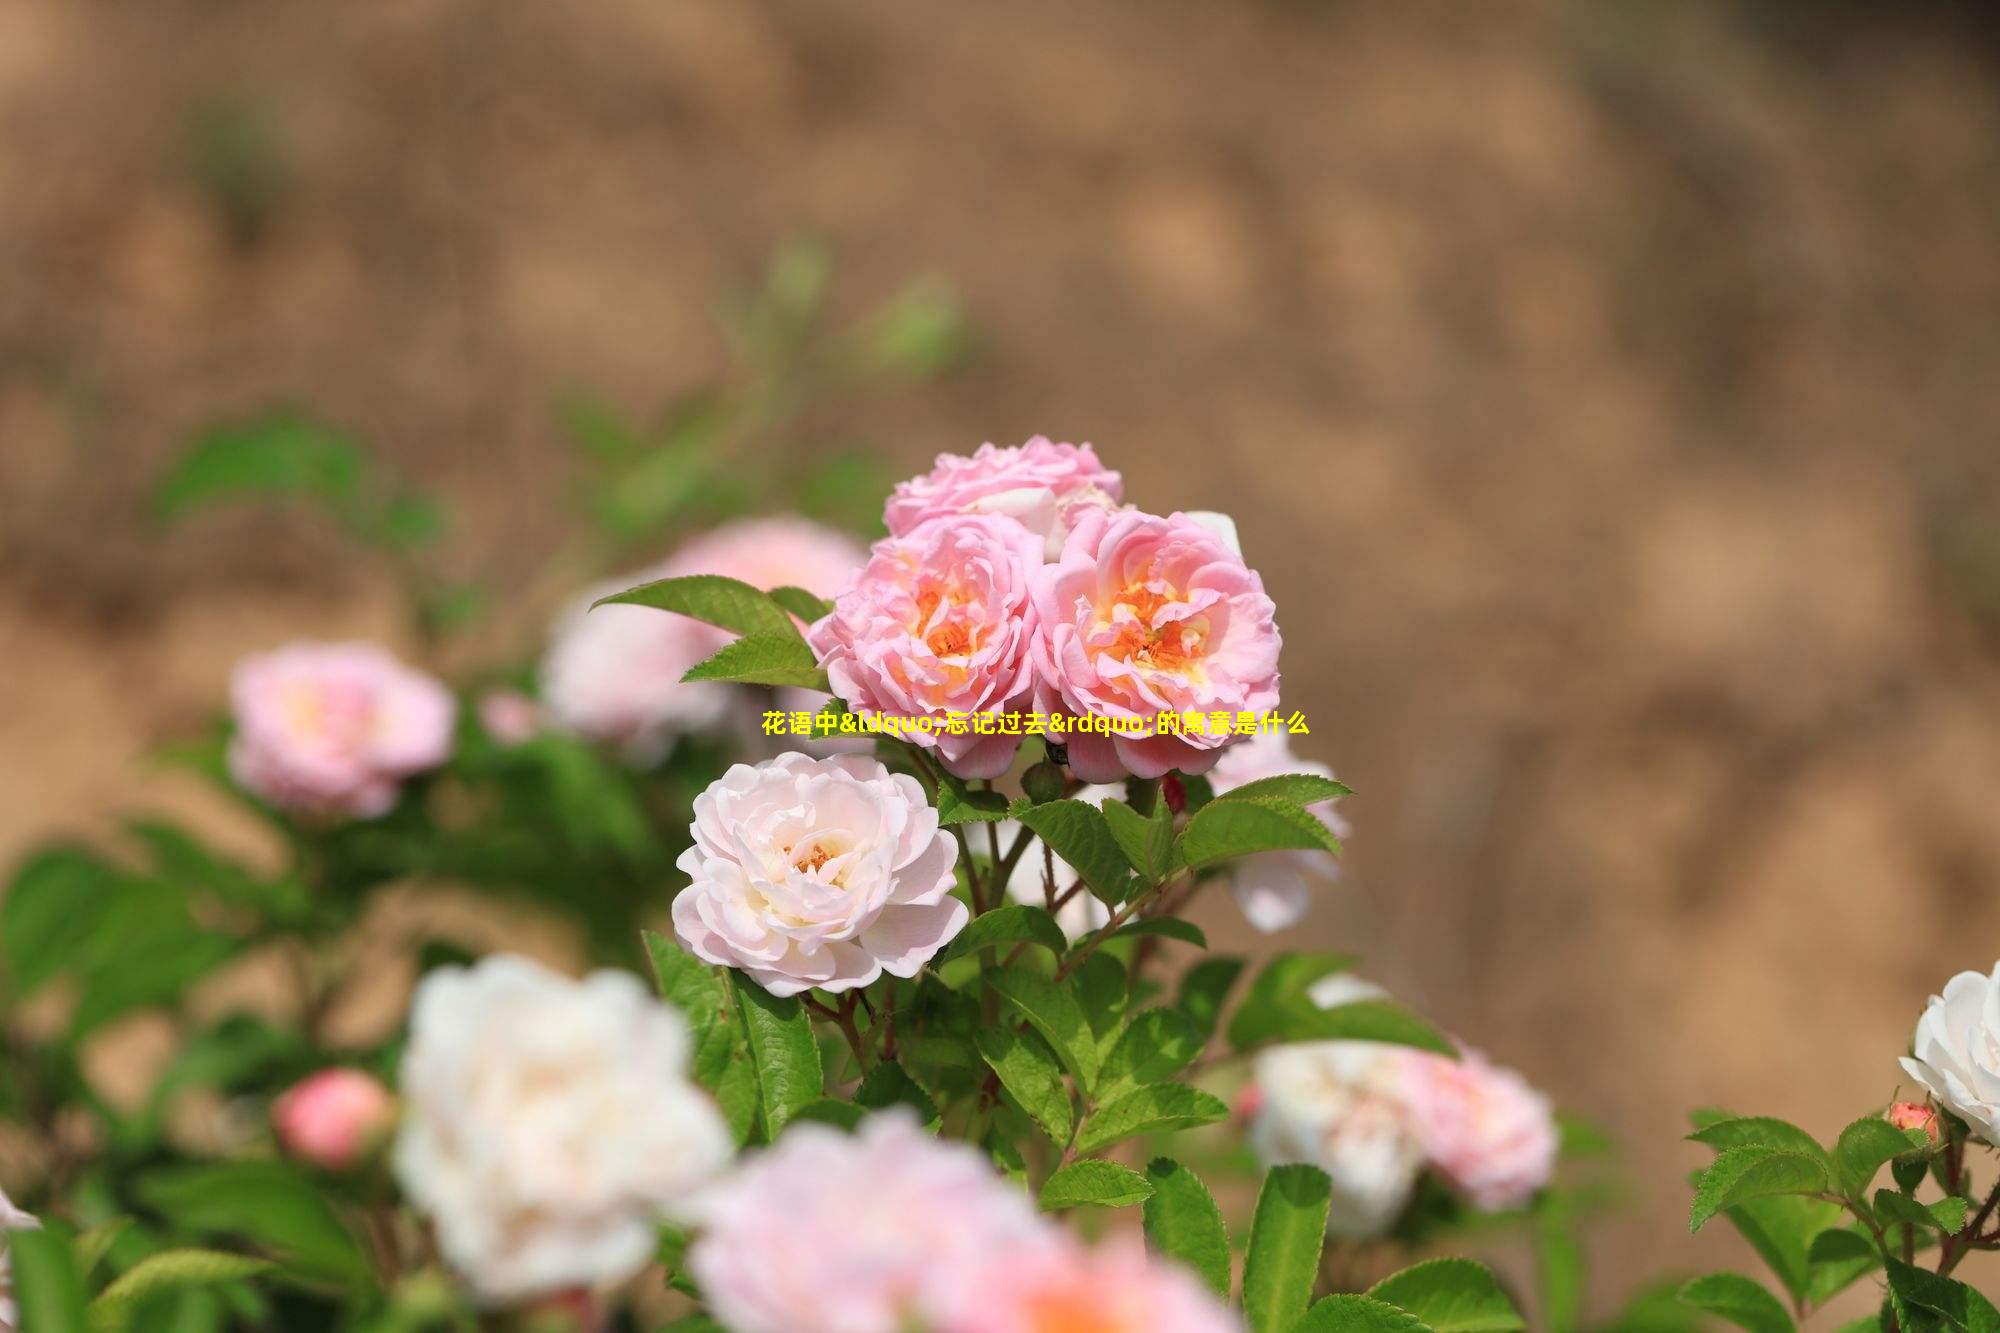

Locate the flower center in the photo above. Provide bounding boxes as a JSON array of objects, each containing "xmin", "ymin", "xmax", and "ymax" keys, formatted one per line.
[
  {"xmin": 1024, "ymin": 1291, "xmax": 1123, "ymax": 1333},
  {"xmin": 1103, "ymin": 579, "xmax": 1207, "ymax": 675}
]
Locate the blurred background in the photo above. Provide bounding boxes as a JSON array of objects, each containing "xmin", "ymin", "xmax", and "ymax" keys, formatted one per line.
[{"xmin": 5, "ymin": 0, "xmax": 2000, "ymax": 1309}]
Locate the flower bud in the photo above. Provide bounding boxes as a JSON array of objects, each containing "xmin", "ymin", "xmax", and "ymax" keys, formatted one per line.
[
  {"xmin": 1022, "ymin": 761, "xmax": 1067, "ymax": 806},
  {"xmin": 1886, "ymin": 1100, "xmax": 1941, "ymax": 1142},
  {"xmin": 273, "ymin": 1069, "xmax": 396, "ymax": 1171}
]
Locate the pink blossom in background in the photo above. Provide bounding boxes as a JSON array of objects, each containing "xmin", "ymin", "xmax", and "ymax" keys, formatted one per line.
[
  {"xmin": 672, "ymin": 753, "xmax": 964, "ymax": 996},
  {"xmin": 937, "ymin": 1237, "xmax": 1240, "ymax": 1333},
  {"xmin": 808, "ymin": 514, "xmax": 1044, "ymax": 778},
  {"xmin": 476, "ymin": 688, "xmax": 543, "ymax": 745},
  {"xmin": 229, "ymin": 641, "xmax": 455, "ymax": 819},
  {"xmin": 1400, "ymin": 1046, "xmax": 1559, "ymax": 1212},
  {"xmin": 273, "ymin": 1068, "xmax": 396, "ymax": 1170},
  {"xmin": 689, "ymin": 1111, "xmax": 1049, "ymax": 1333},
  {"xmin": 1210, "ymin": 731, "xmax": 1350, "ymax": 932},
  {"xmin": 885, "ymin": 437, "xmax": 1123, "ymax": 559},
  {"xmin": 1033, "ymin": 508, "xmax": 1281, "ymax": 782},
  {"xmin": 542, "ymin": 517, "xmax": 864, "ymax": 762}
]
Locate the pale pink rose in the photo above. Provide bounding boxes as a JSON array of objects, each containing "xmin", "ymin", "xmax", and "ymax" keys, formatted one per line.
[
  {"xmin": 229, "ymin": 642, "xmax": 454, "ymax": 818},
  {"xmin": 1886, "ymin": 1101, "xmax": 1941, "ymax": 1142},
  {"xmin": 672, "ymin": 753, "xmax": 965, "ymax": 996},
  {"xmin": 542, "ymin": 518, "xmax": 864, "ymax": 764},
  {"xmin": 477, "ymin": 689, "xmax": 542, "ymax": 745},
  {"xmin": 885, "ymin": 437, "xmax": 1123, "ymax": 559},
  {"xmin": 808, "ymin": 515, "xmax": 1044, "ymax": 778},
  {"xmin": 1033, "ymin": 509, "xmax": 1281, "ymax": 782},
  {"xmin": 1401, "ymin": 1046, "xmax": 1558, "ymax": 1211},
  {"xmin": 273, "ymin": 1068, "xmax": 396, "ymax": 1170},
  {"xmin": 938, "ymin": 1237, "xmax": 1239, "ymax": 1333},
  {"xmin": 689, "ymin": 1111, "xmax": 1049, "ymax": 1333},
  {"xmin": 1901, "ymin": 963, "xmax": 2000, "ymax": 1145},
  {"xmin": 1210, "ymin": 732, "xmax": 1350, "ymax": 933}
]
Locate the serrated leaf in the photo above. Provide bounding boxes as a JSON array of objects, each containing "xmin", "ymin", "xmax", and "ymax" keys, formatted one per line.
[
  {"xmin": 1039, "ymin": 1160, "xmax": 1154, "ymax": 1210},
  {"xmin": 1177, "ymin": 957, "xmax": 1245, "ymax": 1044},
  {"xmin": 1242, "ymin": 1164, "xmax": 1333, "ymax": 1333},
  {"xmin": 1075, "ymin": 1083, "xmax": 1228, "ymax": 1154},
  {"xmin": 974, "ymin": 1025, "xmax": 1074, "ymax": 1145},
  {"xmin": 853, "ymin": 1060, "xmax": 938, "ymax": 1124},
  {"xmin": 681, "ymin": 633, "xmax": 827, "ymax": 689},
  {"xmin": 1101, "ymin": 1009, "xmax": 1204, "ymax": 1096},
  {"xmin": 988, "ymin": 966, "xmax": 1100, "ymax": 1091},
  {"xmin": 1298, "ymin": 1295, "xmax": 1431, "ymax": 1333},
  {"xmin": 1689, "ymin": 1117, "xmax": 1829, "ymax": 1164},
  {"xmin": 942, "ymin": 905, "xmax": 1067, "ymax": 962},
  {"xmin": 134, "ymin": 1161, "xmax": 369, "ymax": 1284},
  {"xmin": 645, "ymin": 931, "xmax": 738, "ymax": 1087},
  {"xmin": 789, "ymin": 1098, "xmax": 866, "ymax": 1130},
  {"xmin": 1101, "ymin": 799, "xmax": 1177, "ymax": 884},
  {"xmin": 1106, "ymin": 918, "xmax": 1207, "ymax": 949},
  {"xmin": 1690, "ymin": 1148, "xmax": 1830, "ymax": 1233},
  {"xmin": 88, "ymin": 1251, "xmax": 272, "ymax": 1327},
  {"xmin": 1369, "ymin": 1258, "xmax": 1526, "ymax": 1332},
  {"xmin": 767, "ymin": 586, "xmax": 832, "ymax": 622},
  {"xmin": 592, "ymin": 573, "xmax": 802, "ymax": 640},
  {"xmin": 1675, "ymin": 1273, "xmax": 1796, "ymax": 1333},
  {"xmin": 1215, "ymin": 773, "xmax": 1352, "ymax": 806},
  {"xmin": 1019, "ymin": 801, "xmax": 1135, "ymax": 902},
  {"xmin": 1833, "ymin": 1116, "xmax": 1925, "ymax": 1201},
  {"xmin": 1178, "ymin": 795, "xmax": 1340, "ymax": 869},
  {"xmin": 730, "ymin": 976, "xmax": 824, "ymax": 1139},
  {"xmin": 1805, "ymin": 1226, "xmax": 1885, "ymax": 1306},
  {"xmin": 1715, "ymin": 1192, "xmax": 1845, "ymax": 1307},
  {"xmin": 1142, "ymin": 1158, "xmax": 1230, "ymax": 1298},
  {"xmin": 1229, "ymin": 996, "xmax": 1453, "ymax": 1056},
  {"xmin": 10, "ymin": 1228, "xmax": 87, "ymax": 1333},
  {"xmin": 1886, "ymin": 1258, "xmax": 1991, "ymax": 1332}
]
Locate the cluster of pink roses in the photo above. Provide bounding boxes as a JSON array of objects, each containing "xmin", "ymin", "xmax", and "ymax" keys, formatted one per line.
[
  {"xmin": 811, "ymin": 437, "xmax": 1283, "ymax": 782},
  {"xmin": 690, "ymin": 1110, "xmax": 1237, "ymax": 1333}
]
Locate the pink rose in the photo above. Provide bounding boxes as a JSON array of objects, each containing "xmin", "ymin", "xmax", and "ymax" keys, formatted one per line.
[
  {"xmin": 1210, "ymin": 732, "xmax": 1350, "ymax": 932},
  {"xmin": 937, "ymin": 1237, "xmax": 1239, "ymax": 1333},
  {"xmin": 808, "ymin": 515, "xmax": 1044, "ymax": 778},
  {"xmin": 543, "ymin": 517, "xmax": 865, "ymax": 761},
  {"xmin": 689, "ymin": 1111, "xmax": 1048, "ymax": 1333},
  {"xmin": 1032, "ymin": 509, "xmax": 1281, "ymax": 782},
  {"xmin": 273, "ymin": 1068, "xmax": 396, "ymax": 1170},
  {"xmin": 1400, "ymin": 1046, "xmax": 1558, "ymax": 1212},
  {"xmin": 885, "ymin": 437, "xmax": 1123, "ymax": 559},
  {"xmin": 1886, "ymin": 1101, "xmax": 1940, "ymax": 1142},
  {"xmin": 672, "ymin": 753, "xmax": 965, "ymax": 996},
  {"xmin": 229, "ymin": 642, "xmax": 455, "ymax": 819}
]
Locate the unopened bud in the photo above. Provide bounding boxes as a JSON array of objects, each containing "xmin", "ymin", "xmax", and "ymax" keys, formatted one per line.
[
  {"xmin": 1886, "ymin": 1101, "xmax": 1941, "ymax": 1143},
  {"xmin": 274, "ymin": 1069, "xmax": 396, "ymax": 1170}
]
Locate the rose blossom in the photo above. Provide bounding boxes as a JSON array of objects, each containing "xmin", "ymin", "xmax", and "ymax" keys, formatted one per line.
[
  {"xmin": 672, "ymin": 753, "xmax": 965, "ymax": 996},
  {"xmin": 543, "ymin": 517, "xmax": 864, "ymax": 762},
  {"xmin": 274, "ymin": 1068, "xmax": 396, "ymax": 1170},
  {"xmin": 0, "ymin": 1189, "xmax": 38, "ymax": 1333},
  {"xmin": 394, "ymin": 955, "xmax": 732, "ymax": 1305},
  {"xmin": 937, "ymin": 1237, "xmax": 1239, "ymax": 1333},
  {"xmin": 476, "ymin": 688, "xmax": 542, "ymax": 745},
  {"xmin": 1000, "ymin": 782, "xmax": 1121, "ymax": 939},
  {"xmin": 885, "ymin": 437, "xmax": 1123, "ymax": 559},
  {"xmin": 1210, "ymin": 731, "xmax": 1350, "ymax": 933},
  {"xmin": 1247, "ymin": 975, "xmax": 1427, "ymax": 1238},
  {"xmin": 1033, "ymin": 508, "xmax": 1281, "ymax": 782},
  {"xmin": 229, "ymin": 641, "xmax": 454, "ymax": 819},
  {"xmin": 1900, "ymin": 962, "xmax": 2000, "ymax": 1144},
  {"xmin": 1401, "ymin": 1045, "xmax": 1559, "ymax": 1212},
  {"xmin": 1886, "ymin": 1101, "xmax": 1941, "ymax": 1142},
  {"xmin": 689, "ymin": 1110, "xmax": 1049, "ymax": 1333},
  {"xmin": 808, "ymin": 515, "xmax": 1044, "ymax": 778}
]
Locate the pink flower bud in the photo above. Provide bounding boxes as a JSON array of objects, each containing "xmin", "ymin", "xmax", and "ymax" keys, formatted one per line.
[
  {"xmin": 1886, "ymin": 1101, "xmax": 1940, "ymax": 1142},
  {"xmin": 1232, "ymin": 1081, "xmax": 1265, "ymax": 1125},
  {"xmin": 477, "ymin": 689, "xmax": 542, "ymax": 745},
  {"xmin": 274, "ymin": 1069, "xmax": 395, "ymax": 1170}
]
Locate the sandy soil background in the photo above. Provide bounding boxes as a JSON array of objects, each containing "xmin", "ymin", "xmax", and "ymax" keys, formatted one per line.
[{"xmin": 6, "ymin": 0, "xmax": 2000, "ymax": 1307}]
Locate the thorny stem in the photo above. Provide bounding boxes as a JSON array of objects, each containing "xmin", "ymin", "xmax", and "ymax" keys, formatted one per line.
[{"xmin": 1939, "ymin": 1176, "xmax": 2000, "ymax": 1275}]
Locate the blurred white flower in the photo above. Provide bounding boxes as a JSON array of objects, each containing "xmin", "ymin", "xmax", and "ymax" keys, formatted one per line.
[
  {"xmin": 0, "ymin": 1188, "xmax": 39, "ymax": 1333},
  {"xmin": 1901, "ymin": 962, "xmax": 2000, "ymax": 1145},
  {"xmin": 394, "ymin": 955, "xmax": 732, "ymax": 1306},
  {"xmin": 1210, "ymin": 731, "xmax": 1350, "ymax": 933}
]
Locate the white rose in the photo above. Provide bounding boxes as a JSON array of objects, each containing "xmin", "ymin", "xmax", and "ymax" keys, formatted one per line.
[
  {"xmin": 1246, "ymin": 975, "xmax": 1425, "ymax": 1239},
  {"xmin": 394, "ymin": 955, "xmax": 733, "ymax": 1306},
  {"xmin": 1901, "ymin": 963, "xmax": 2000, "ymax": 1144}
]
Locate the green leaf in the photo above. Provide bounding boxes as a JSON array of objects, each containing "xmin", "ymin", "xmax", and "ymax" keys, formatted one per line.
[
  {"xmin": 987, "ymin": 966, "xmax": 1100, "ymax": 1091},
  {"xmin": 1019, "ymin": 801, "xmax": 1135, "ymax": 902},
  {"xmin": 1833, "ymin": 1116, "xmax": 1926, "ymax": 1201},
  {"xmin": 72, "ymin": 1219, "xmax": 133, "ymax": 1279},
  {"xmin": 681, "ymin": 633, "xmax": 828, "ymax": 689},
  {"xmin": 1675, "ymin": 1273, "xmax": 1796, "ymax": 1333},
  {"xmin": 767, "ymin": 586, "xmax": 833, "ymax": 622},
  {"xmin": 853, "ymin": 1060, "xmax": 938, "ymax": 1124},
  {"xmin": 595, "ymin": 573, "xmax": 803, "ymax": 639},
  {"xmin": 134, "ymin": 1161, "xmax": 369, "ymax": 1284},
  {"xmin": 1, "ymin": 846, "xmax": 123, "ymax": 995},
  {"xmin": 1101, "ymin": 1008, "xmax": 1204, "ymax": 1095},
  {"xmin": 1075, "ymin": 1083, "xmax": 1228, "ymax": 1154},
  {"xmin": 1805, "ymin": 1226, "xmax": 1885, "ymax": 1305},
  {"xmin": 152, "ymin": 411, "xmax": 366, "ymax": 527},
  {"xmin": 645, "ymin": 931, "xmax": 739, "ymax": 1086},
  {"xmin": 1229, "ymin": 997, "xmax": 1453, "ymax": 1057},
  {"xmin": 1039, "ymin": 1160, "xmax": 1154, "ymax": 1210},
  {"xmin": 1072, "ymin": 952, "xmax": 1130, "ymax": 1048},
  {"xmin": 1715, "ymin": 1193, "xmax": 1845, "ymax": 1307},
  {"xmin": 1297, "ymin": 1295, "xmax": 1430, "ymax": 1333},
  {"xmin": 1213, "ymin": 773, "xmax": 1352, "ymax": 806},
  {"xmin": 1369, "ymin": 1259, "xmax": 1526, "ymax": 1332},
  {"xmin": 1534, "ymin": 1198, "xmax": 1583, "ymax": 1333},
  {"xmin": 11, "ymin": 1228, "xmax": 88, "ymax": 1333},
  {"xmin": 1178, "ymin": 795, "xmax": 1340, "ymax": 870},
  {"xmin": 789, "ymin": 1098, "xmax": 866, "ymax": 1130},
  {"xmin": 1106, "ymin": 918, "xmax": 1207, "ymax": 949},
  {"xmin": 713, "ymin": 1054, "xmax": 760, "ymax": 1145},
  {"xmin": 1241, "ymin": 1164, "xmax": 1333, "ymax": 1333},
  {"xmin": 729, "ymin": 976, "xmax": 824, "ymax": 1139},
  {"xmin": 1142, "ymin": 1158, "xmax": 1231, "ymax": 1298},
  {"xmin": 933, "ymin": 772, "xmax": 1014, "ymax": 825},
  {"xmin": 1886, "ymin": 1258, "xmax": 1992, "ymax": 1332},
  {"xmin": 975, "ymin": 1025, "xmax": 1074, "ymax": 1145},
  {"xmin": 1689, "ymin": 1147, "xmax": 1831, "ymax": 1233},
  {"xmin": 1689, "ymin": 1117, "xmax": 1829, "ymax": 1164},
  {"xmin": 1101, "ymin": 799, "xmax": 1177, "ymax": 884},
  {"xmin": 89, "ymin": 1251, "xmax": 273, "ymax": 1328},
  {"xmin": 1176, "ymin": 957, "xmax": 1244, "ymax": 1044},
  {"xmin": 941, "ymin": 905, "xmax": 1067, "ymax": 962}
]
